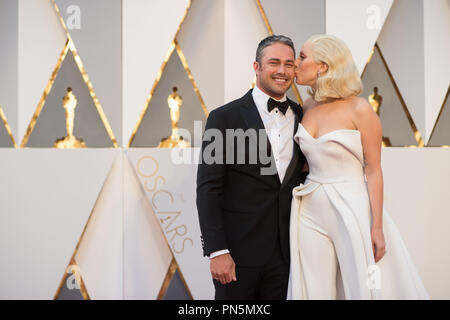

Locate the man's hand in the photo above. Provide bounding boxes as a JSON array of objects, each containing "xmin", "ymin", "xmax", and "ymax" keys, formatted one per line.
[{"xmin": 210, "ymin": 253, "xmax": 237, "ymax": 285}]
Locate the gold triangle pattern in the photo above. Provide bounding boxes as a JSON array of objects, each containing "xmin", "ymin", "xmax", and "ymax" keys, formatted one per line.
[
  {"xmin": 255, "ymin": 0, "xmax": 274, "ymax": 34},
  {"xmin": 157, "ymin": 258, "xmax": 193, "ymax": 300},
  {"xmin": 361, "ymin": 46, "xmax": 376, "ymax": 77},
  {"xmin": 255, "ymin": 0, "xmax": 303, "ymax": 105},
  {"xmin": 427, "ymin": 86, "xmax": 450, "ymax": 147},
  {"xmin": 362, "ymin": 43, "xmax": 424, "ymax": 147},
  {"xmin": 54, "ymin": 257, "xmax": 91, "ymax": 300},
  {"xmin": 52, "ymin": 157, "xmax": 117, "ymax": 300},
  {"xmin": 20, "ymin": 40, "xmax": 68, "ymax": 148},
  {"xmin": 358, "ymin": 8, "xmax": 434, "ymax": 148},
  {"xmin": 19, "ymin": 35, "xmax": 118, "ymax": 148},
  {"xmin": 143, "ymin": 189, "xmax": 194, "ymax": 299},
  {"xmin": 0, "ymin": 105, "xmax": 17, "ymax": 148},
  {"xmin": 25, "ymin": 0, "xmax": 119, "ymax": 149},
  {"xmin": 127, "ymin": 153, "xmax": 195, "ymax": 299},
  {"xmin": 257, "ymin": 0, "xmax": 441, "ymax": 148},
  {"xmin": 128, "ymin": 0, "xmax": 209, "ymax": 147}
]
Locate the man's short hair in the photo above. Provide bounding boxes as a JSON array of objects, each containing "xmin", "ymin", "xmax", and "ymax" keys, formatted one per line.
[{"xmin": 255, "ymin": 35, "xmax": 296, "ymax": 64}]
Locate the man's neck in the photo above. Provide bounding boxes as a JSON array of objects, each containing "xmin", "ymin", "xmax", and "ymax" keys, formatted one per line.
[{"xmin": 254, "ymin": 83, "xmax": 286, "ymax": 101}]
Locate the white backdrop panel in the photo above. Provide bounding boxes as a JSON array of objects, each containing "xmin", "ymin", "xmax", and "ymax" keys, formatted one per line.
[
  {"xmin": 377, "ymin": 0, "xmax": 426, "ymax": 142},
  {"xmin": 75, "ymin": 150, "xmax": 123, "ymax": 299},
  {"xmin": 127, "ymin": 148, "xmax": 214, "ymax": 299},
  {"xmin": 177, "ymin": 0, "xmax": 225, "ymax": 112},
  {"xmin": 17, "ymin": 0, "xmax": 66, "ymax": 143},
  {"xmin": 326, "ymin": 0, "xmax": 393, "ymax": 74},
  {"xmin": 123, "ymin": 152, "xmax": 173, "ymax": 300},
  {"xmin": 0, "ymin": 149, "xmax": 116, "ymax": 299},
  {"xmin": 122, "ymin": 0, "xmax": 190, "ymax": 145},
  {"xmin": 382, "ymin": 148, "xmax": 450, "ymax": 299},
  {"xmin": 261, "ymin": 0, "xmax": 326, "ymax": 101},
  {"xmin": 55, "ymin": 0, "xmax": 123, "ymax": 146},
  {"xmin": 224, "ymin": 0, "xmax": 268, "ymax": 103},
  {"xmin": 0, "ymin": 0, "xmax": 18, "ymax": 138},
  {"xmin": 423, "ymin": 0, "xmax": 450, "ymax": 143}
]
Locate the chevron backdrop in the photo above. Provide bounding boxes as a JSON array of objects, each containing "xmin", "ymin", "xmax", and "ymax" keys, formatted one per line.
[{"xmin": 0, "ymin": 0, "xmax": 448, "ymax": 299}]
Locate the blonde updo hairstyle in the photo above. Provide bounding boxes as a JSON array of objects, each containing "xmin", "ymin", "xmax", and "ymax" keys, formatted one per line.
[{"xmin": 307, "ymin": 34, "xmax": 363, "ymax": 102}]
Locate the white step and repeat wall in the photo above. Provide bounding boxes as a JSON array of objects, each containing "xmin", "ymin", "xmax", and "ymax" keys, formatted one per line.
[{"xmin": 0, "ymin": 0, "xmax": 449, "ymax": 299}]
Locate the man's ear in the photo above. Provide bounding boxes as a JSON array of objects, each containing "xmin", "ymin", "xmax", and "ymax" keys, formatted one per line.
[{"xmin": 253, "ymin": 61, "xmax": 260, "ymax": 73}]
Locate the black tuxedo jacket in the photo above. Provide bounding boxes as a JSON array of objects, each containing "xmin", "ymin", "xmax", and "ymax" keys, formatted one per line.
[{"xmin": 196, "ymin": 89, "xmax": 307, "ymax": 267}]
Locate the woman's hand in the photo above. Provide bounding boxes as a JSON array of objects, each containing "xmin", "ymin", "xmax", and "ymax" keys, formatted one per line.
[{"xmin": 371, "ymin": 228, "xmax": 386, "ymax": 263}]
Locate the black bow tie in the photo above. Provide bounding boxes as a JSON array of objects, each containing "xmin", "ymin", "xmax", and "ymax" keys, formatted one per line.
[{"xmin": 267, "ymin": 97, "xmax": 289, "ymax": 115}]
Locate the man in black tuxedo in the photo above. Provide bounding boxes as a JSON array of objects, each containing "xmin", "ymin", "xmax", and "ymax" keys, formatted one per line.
[{"xmin": 196, "ymin": 35, "xmax": 307, "ymax": 300}]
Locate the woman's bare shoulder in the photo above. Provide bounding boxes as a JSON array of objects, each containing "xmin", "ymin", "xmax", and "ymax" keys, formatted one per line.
[
  {"xmin": 350, "ymin": 96, "xmax": 373, "ymax": 114},
  {"xmin": 349, "ymin": 96, "xmax": 381, "ymax": 130}
]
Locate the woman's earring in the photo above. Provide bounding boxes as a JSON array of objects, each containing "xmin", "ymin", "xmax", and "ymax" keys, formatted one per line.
[{"xmin": 317, "ymin": 71, "xmax": 321, "ymax": 78}]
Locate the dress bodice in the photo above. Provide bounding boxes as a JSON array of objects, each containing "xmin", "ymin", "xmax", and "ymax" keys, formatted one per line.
[{"xmin": 295, "ymin": 123, "xmax": 366, "ymax": 183}]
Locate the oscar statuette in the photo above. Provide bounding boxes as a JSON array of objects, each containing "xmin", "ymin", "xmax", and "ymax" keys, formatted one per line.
[
  {"xmin": 54, "ymin": 87, "xmax": 87, "ymax": 149},
  {"xmin": 157, "ymin": 87, "xmax": 191, "ymax": 148}
]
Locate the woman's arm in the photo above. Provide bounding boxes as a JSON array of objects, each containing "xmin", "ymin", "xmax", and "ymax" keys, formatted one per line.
[{"xmin": 353, "ymin": 97, "xmax": 386, "ymax": 262}]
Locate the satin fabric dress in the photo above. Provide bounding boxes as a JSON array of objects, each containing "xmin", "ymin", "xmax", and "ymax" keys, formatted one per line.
[{"xmin": 288, "ymin": 123, "xmax": 429, "ymax": 300}]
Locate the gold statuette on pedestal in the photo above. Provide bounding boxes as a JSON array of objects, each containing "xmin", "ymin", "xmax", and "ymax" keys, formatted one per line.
[
  {"xmin": 54, "ymin": 87, "xmax": 86, "ymax": 149},
  {"xmin": 368, "ymin": 86, "xmax": 391, "ymax": 147},
  {"xmin": 368, "ymin": 86, "xmax": 382, "ymax": 115},
  {"xmin": 157, "ymin": 87, "xmax": 191, "ymax": 148}
]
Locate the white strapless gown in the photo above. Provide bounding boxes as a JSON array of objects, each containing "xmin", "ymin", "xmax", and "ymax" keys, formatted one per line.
[{"xmin": 288, "ymin": 123, "xmax": 429, "ymax": 300}]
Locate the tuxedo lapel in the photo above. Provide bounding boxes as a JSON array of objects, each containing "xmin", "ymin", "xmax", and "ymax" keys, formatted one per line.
[
  {"xmin": 239, "ymin": 91, "xmax": 265, "ymax": 134},
  {"xmin": 239, "ymin": 90, "xmax": 273, "ymax": 159}
]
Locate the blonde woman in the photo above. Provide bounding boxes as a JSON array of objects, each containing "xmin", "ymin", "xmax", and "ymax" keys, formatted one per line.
[{"xmin": 288, "ymin": 34, "xmax": 429, "ymax": 300}]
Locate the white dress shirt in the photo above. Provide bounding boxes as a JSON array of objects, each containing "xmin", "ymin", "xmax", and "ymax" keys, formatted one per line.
[
  {"xmin": 209, "ymin": 85, "xmax": 296, "ymax": 260},
  {"xmin": 252, "ymin": 85, "xmax": 295, "ymax": 183}
]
